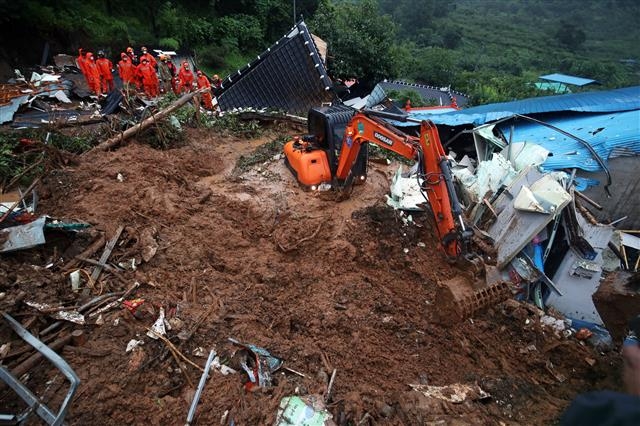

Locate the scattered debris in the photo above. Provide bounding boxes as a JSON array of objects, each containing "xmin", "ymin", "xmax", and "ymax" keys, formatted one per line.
[
  {"xmin": 229, "ymin": 338, "xmax": 284, "ymax": 390},
  {"xmin": 24, "ymin": 301, "xmax": 85, "ymax": 325},
  {"xmin": 146, "ymin": 307, "xmax": 167, "ymax": 339},
  {"xmin": 126, "ymin": 339, "xmax": 145, "ymax": 353},
  {"xmin": 0, "ymin": 312, "xmax": 80, "ymax": 425},
  {"xmin": 275, "ymin": 395, "xmax": 336, "ymax": 426},
  {"xmin": 409, "ymin": 383, "xmax": 491, "ymax": 404},
  {"xmin": 185, "ymin": 350, "xmax": 216, "ymax": 426}
]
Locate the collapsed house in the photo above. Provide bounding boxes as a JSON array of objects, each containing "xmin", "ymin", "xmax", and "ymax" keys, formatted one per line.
[{"xmin": 384, "ymin": 85, "xmax": 640, "ymax": 339}]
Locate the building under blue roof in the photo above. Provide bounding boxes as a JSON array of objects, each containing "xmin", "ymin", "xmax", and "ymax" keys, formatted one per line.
[
  {"xmin": 539, "ymin": 73, "xmax": 599, "ymax": 87},
  {"xmin": 398, "ymin": 85, "xmax": 640, "ymax": 127},
  {"xmin": 497, "ymin": 110, "xmax": 640, "ymax": 172}
]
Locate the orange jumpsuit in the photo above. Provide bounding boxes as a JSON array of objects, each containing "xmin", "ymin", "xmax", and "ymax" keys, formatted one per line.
[
  {"xmin": 177, "ymin": 63, "xmax": 194, "ymax": 93},
  {"xmin": 140, "ymin": 52, "xmax": 157, "ymax": 68},
  {"xmin": 196, "ymin": 73, "xmax": 213, "ymax": 109},
  {"xmin": 136, "ymin": 61, "xmax": 159, "ymax": 97},
  {"xmin": 77, "ymin": 48, "xmax": 90, "ymax": 84},
  {"xmin": 96, "ymin": 57, "xmax": 114, "ymax": 92},
  {"xmin": 118, "ymin": 55, "xmax": 136, "ymax": 86},
  {"xmin": 84, "ymin": 52, "xmax": 102, "ymax": 96}
]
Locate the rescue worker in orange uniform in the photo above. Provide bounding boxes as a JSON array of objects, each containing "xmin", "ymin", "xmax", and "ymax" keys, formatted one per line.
[
  {"xmin": 196, "ymin": 70, "xmax": 214, "ymax": 110},
  {"xmin": 126, "ymin": 47, "xmax": 139, "ymax": 65},
  {"xmin": 76, "ymin": 48, "xmax": 90, "ymax": 85},
  {"xmin": 96, "ymin": 51, "xmax": 114, "ymax": 93},
  {"xmin": 177, "ymin": 61, "xmax": 195, "ymax": 93},
  {"xmin": 84, "ymin": 52, "xmax": 102, "ymax": 96},
  {"xmin": 139, "ymin": 46, "xmax": 157, "ymax": 68},
  {"xmin": 117, "ymin": 53, "xmax": 136, "ymax": 89},
  {"xmin": 136, "ymin": 58, "xmax": 159, "ymax": 98}
]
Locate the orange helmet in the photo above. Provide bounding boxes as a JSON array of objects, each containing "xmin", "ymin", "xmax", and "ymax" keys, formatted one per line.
[{"xmin": 126, "ymin": 47, "xmax": 133, "ymax": 53}]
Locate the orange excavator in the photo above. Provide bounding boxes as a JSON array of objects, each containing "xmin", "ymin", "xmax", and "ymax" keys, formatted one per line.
[{"xmin": 284, "ymin": 106, "xmax": 510, "ymax": 321}]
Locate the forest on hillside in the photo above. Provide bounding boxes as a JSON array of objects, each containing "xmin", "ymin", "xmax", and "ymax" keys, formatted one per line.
[{"xmin": 1, "ymin": 0, "xmax": 638, "ymax": 104}]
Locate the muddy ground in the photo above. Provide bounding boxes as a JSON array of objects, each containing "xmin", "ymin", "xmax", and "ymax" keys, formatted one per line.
[{"xmin": 0, "ymin": 127, "xmax": 624, "ymax": 425}]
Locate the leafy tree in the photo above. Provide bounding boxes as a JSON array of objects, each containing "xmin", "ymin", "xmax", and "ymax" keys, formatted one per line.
[
  {"xmin": 310, "ymin": 0, "xmax": 398, "ymax": 88},
  {"xmin": 409, "ymin": 47, "xmax": 456, "ymax": 86}
]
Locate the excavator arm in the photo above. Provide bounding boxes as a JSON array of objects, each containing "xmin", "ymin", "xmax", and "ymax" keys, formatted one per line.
[
  {"xmin": 283, "ymin": 107, "xmax": 511, "ymax": 322},
  {"xmin": 333, "ymin": 111, "xmax": 470, "ymax": 260}
]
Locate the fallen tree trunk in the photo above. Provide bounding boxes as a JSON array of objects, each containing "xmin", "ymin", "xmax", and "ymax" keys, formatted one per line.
[{"xmin": 88, "ymin": 88, "xmax": 207, "ymax": 153}]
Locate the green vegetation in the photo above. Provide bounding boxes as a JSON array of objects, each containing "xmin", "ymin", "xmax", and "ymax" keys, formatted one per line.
[
  {"xmin": 0, "ymin": 129, "xmax": 96, "ymax": 188},
  {"xmin": 233, "ymin": 136, "xmax": 287, "ymax": 175},
  {"xmin": 1, "ymin": 0, "xmax": 638, "ymax": 104}
]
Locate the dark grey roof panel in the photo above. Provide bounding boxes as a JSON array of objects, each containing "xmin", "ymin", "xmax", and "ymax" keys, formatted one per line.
[{"xmin": 217, "ymin": 21, "xmax": 336, "ymax": 115}]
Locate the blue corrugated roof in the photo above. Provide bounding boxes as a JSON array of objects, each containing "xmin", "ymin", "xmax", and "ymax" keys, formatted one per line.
[
  {"xmin": 396, "ymin": 85, "xmax": 640, "ymax": 127},
  {"xmin": 498, "ymin": 110, "xmax": 640, "ymax": 172},
  {"xmin": 539, "ymin": 73, "xmax": 598, "ymax": 86}
]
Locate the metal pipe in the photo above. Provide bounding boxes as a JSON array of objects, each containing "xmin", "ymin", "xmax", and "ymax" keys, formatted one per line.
[{"xmin": 185, "ymin": 350, "xmax": 216, "ymax": 426}]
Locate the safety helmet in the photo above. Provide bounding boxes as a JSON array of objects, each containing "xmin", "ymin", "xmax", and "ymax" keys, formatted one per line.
[
  {"xmin": 98, "ymin": 50, "xmax": 105, "ymax": 57},
  {"xmin": 121, "ymin": 52, "xmax": 127, "ymax": 58},
  {"xmin": 127, "ymin": 47, "xmax": 133, "ymax": 53},
  {"xmin": 213, "ymin": 74, "xmax": 219, "ymax": 79},
  {"xmin": 141, "ymin": 46, "xmax": 147, "ymax": 52},
  {"xmin": 197, "ymin": 70, "xmax": 202, "ymax": 76}
]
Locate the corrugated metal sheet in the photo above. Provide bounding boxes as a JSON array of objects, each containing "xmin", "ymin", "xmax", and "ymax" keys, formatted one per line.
[
  {"xmin": 398, "ymin": 85, "xmax": 640, "ymax": 127},
  {"xmin": 539, "ymin": 73, "xmax": 598, "ymax": 86},
  {"xmin": 216, "ymin": 21, "xmax": 335, "ymax": 115},
  {"xmin": 498, "ymin": 110, "xmax": 640, "ymax": 172}
]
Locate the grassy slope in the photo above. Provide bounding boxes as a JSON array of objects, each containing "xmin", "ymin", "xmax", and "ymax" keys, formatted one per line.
[{"xmin": 433, "ymin": 0, "xmax": 640, "ymax": 87}]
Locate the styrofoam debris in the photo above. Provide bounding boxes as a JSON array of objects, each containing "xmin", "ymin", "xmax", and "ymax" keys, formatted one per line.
[{"xmin": 126, "ymin": 339, "xmax": 145, "ymax": 353}]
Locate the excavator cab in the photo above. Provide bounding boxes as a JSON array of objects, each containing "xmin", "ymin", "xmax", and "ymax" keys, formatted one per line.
[{"xmin": 284, "ymin": 105, "xmax": 368, "ymax": 188}]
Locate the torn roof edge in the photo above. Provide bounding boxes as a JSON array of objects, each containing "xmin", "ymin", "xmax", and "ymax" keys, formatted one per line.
[{"xmin": 218, "ymin": 19, "xmax": 333, "ymax": 96}]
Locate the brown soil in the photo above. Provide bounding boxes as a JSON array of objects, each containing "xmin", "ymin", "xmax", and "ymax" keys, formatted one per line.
[{"xmin": 0, "ymin": 128, "xmax": 623, "ymax": 425}]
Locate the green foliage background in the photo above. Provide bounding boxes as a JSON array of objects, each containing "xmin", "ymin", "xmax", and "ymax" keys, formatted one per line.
[{"xmin": 0, "ymin": 0, "xmax": 638, "ymax": 104}]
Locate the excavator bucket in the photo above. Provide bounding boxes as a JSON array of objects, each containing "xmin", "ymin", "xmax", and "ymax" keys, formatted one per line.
[{"xmin": 434, "ymin": 264, "xmax": 511, "ymax": 323}]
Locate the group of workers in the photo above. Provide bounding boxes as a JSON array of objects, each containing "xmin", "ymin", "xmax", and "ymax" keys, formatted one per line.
[{"xmin": 76, "ymin": 46, "xmax": 222, "ymax": 110}]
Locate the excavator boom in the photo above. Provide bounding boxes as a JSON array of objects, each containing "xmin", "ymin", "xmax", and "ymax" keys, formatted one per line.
[
  {"xmin": 283, "ymin": 107, "xmax": 511, "ymax": 322},
  {"xmin": 334, "ymin": 112, "xmax": 465, "ymax": 259}
]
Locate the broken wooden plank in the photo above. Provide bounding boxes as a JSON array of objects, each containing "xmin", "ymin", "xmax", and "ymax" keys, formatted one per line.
[{"xmin": 90, "ymin": 225, "xmax": 124, "ymax": 284}]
